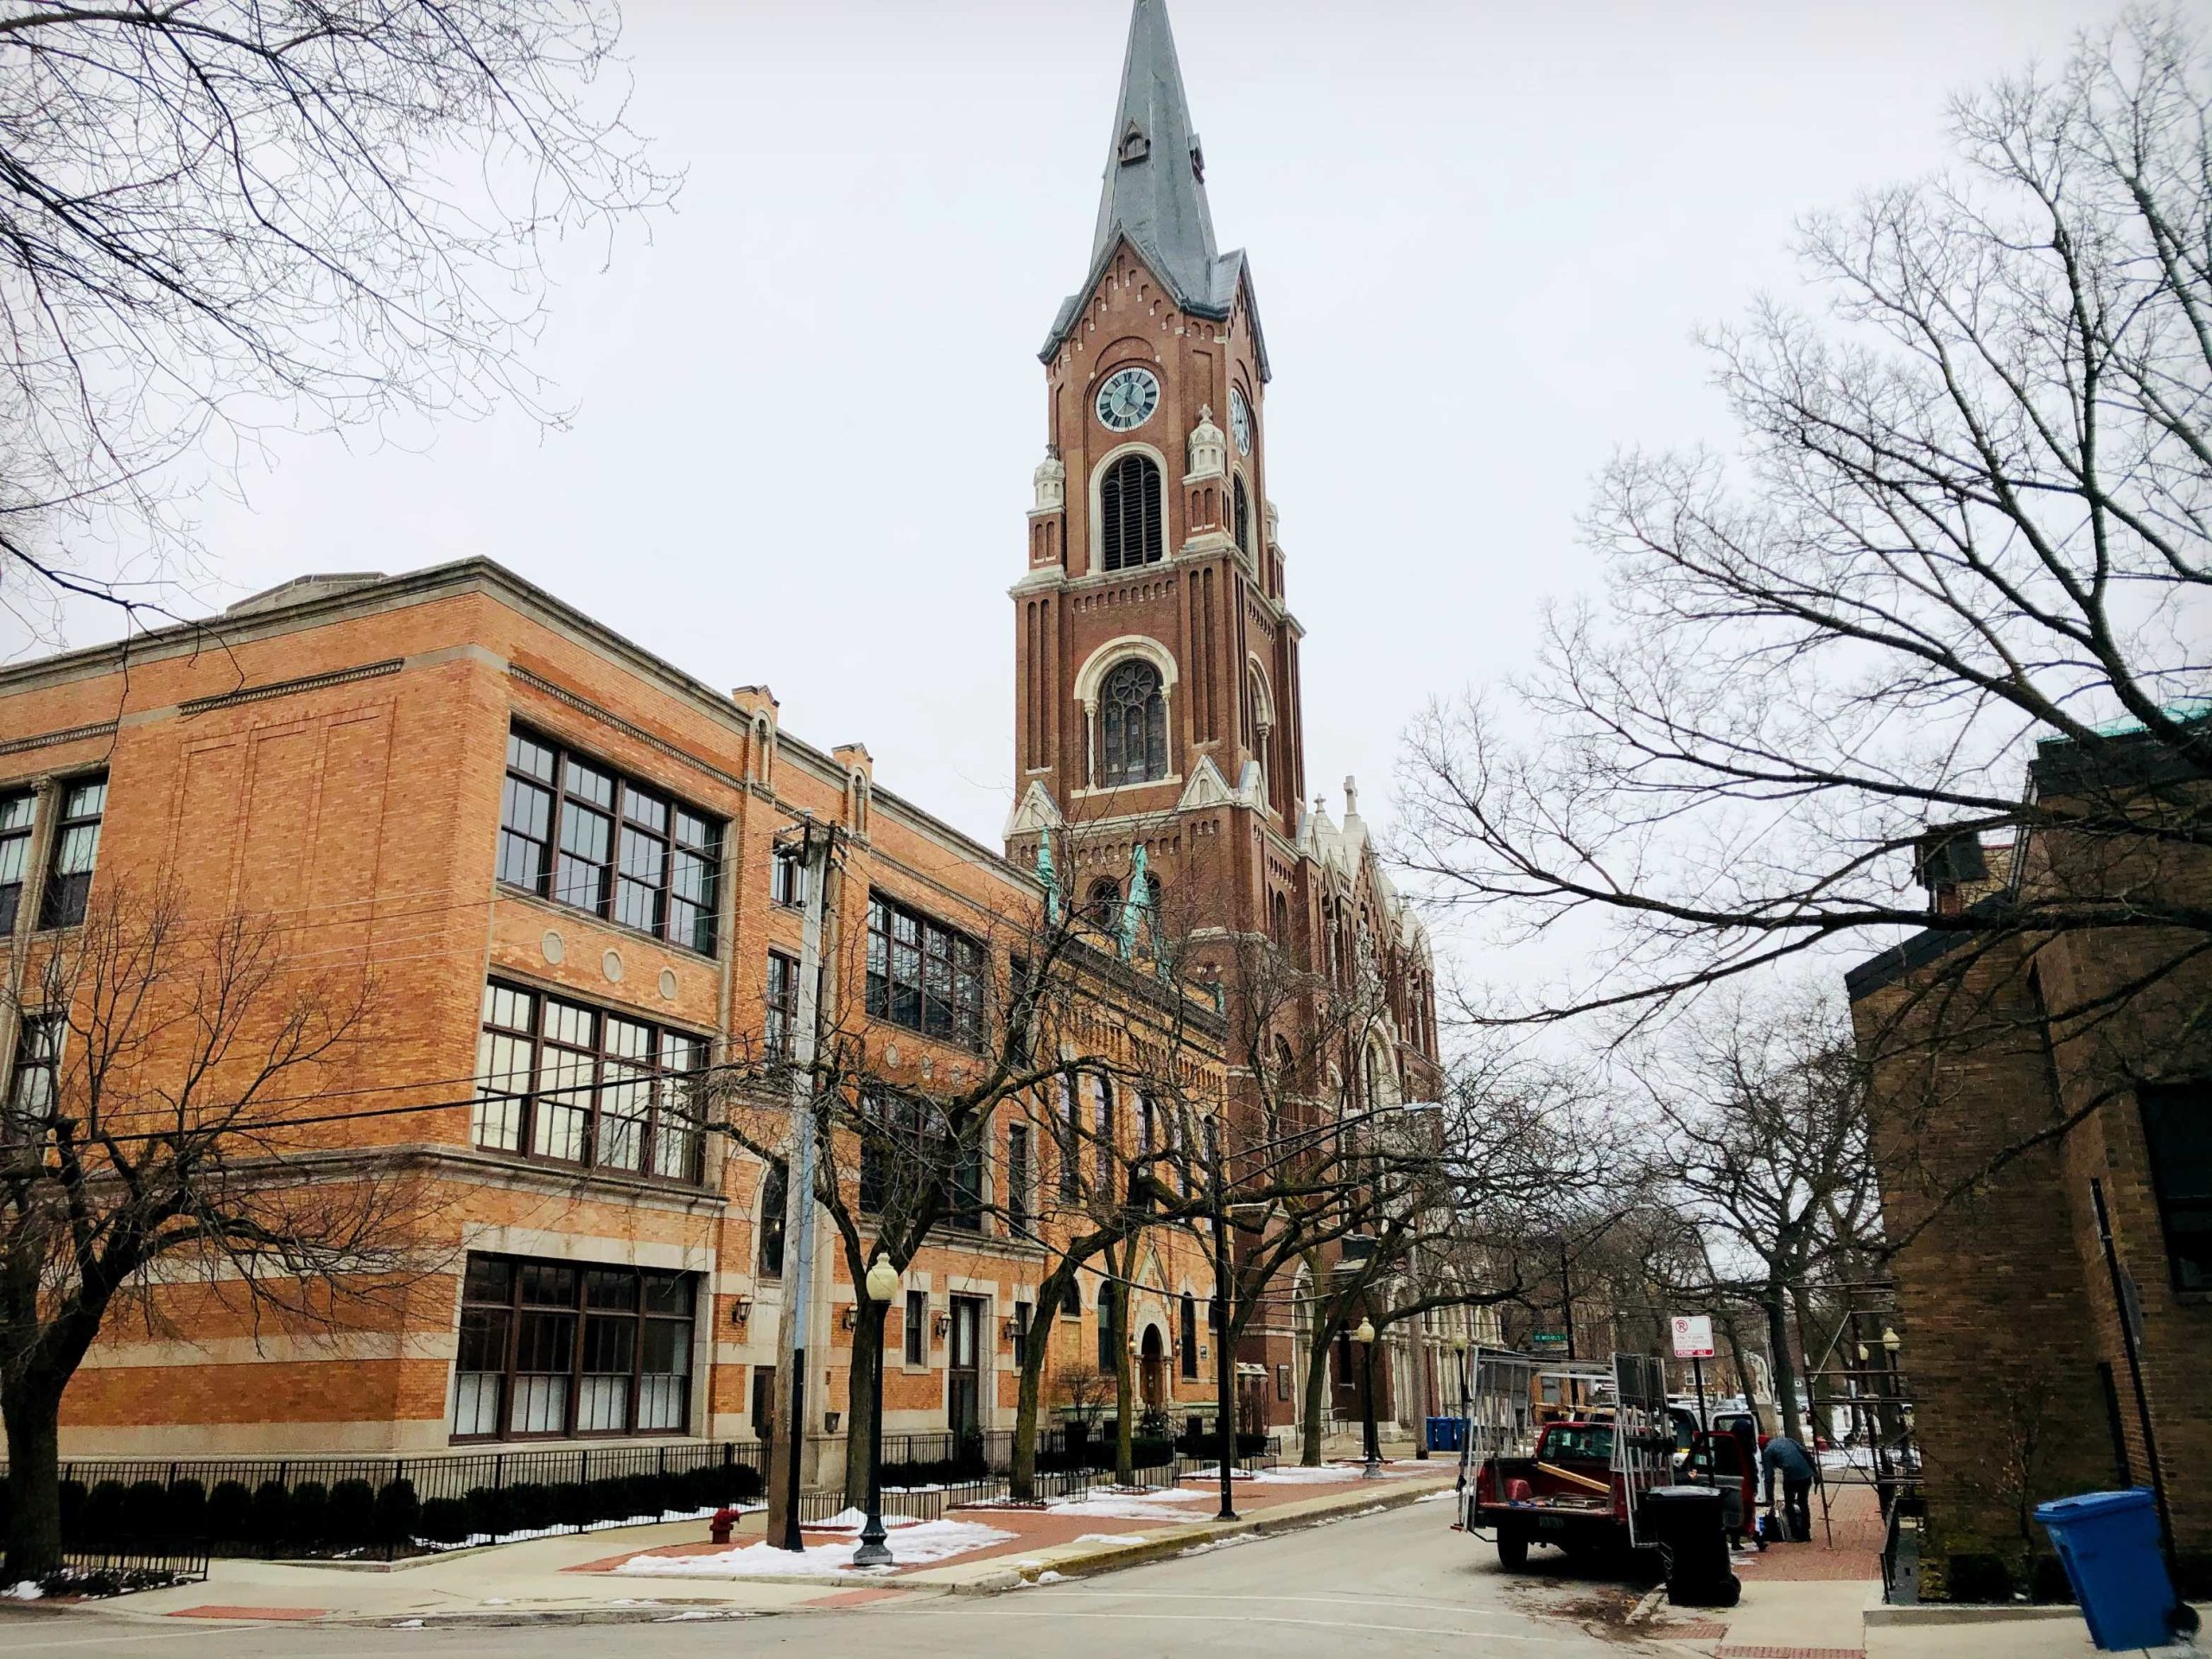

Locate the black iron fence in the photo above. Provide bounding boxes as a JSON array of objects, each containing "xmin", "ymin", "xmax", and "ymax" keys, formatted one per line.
[
  {"xmin": 25, "ymin": 1430, "xmax": 1282, "ymax": 1567},
  {"xmin": 32, "ymin": 1439, "xmax": 769, "ymax": 1565}
]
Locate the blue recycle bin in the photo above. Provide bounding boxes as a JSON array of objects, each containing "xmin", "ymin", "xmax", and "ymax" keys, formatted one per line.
[
  {"xmin": 1425, "ymin": 1416, "xmax": 1464, "ymax": 1452},
  {"xmin": 2033, "ymin": 1488, "xmax": 2181, "ymax": 1651}
]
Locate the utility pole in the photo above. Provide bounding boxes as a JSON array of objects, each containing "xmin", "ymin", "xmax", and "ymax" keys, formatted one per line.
[
  {"xmin": 1559, "ymin": 1240, "xmax": 1577, "ymax": 1363},
  {"xmin": 1210, "ymin": 1116, "xmax": 1237, "ymax": 1522},
  {"xmin": 766, "ymin": 815, "xmax": 839, "ymax": 1552}
]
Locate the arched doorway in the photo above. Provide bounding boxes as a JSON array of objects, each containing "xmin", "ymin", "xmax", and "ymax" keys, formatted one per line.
[{"xmin": 1139, "ymin": 1325, "xmax": 1166, "ymax": 1413}]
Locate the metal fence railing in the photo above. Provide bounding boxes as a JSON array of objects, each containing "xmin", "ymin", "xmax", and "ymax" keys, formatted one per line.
[{"xmin": 30, "ymin": 1430, "xmax": 1283, "ymax": 1566}]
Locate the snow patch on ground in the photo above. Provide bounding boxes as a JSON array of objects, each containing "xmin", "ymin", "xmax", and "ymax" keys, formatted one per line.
[
  {"xmin": 2, "ymin": 1583, "xmax": 40, "ymax": 1602},
  {"xmin": 1074, "ymin": 1532, "xmax": 1144, "ymax": 1543},
  {"xmin": 1039, "ymin": 1487, "xmax": 1211, "ymax": 1522},
  {"xmin": 613, "ymin": 1518, "xmax": 1016, "ymax": 1578},
  {"xmin": 1415, "ymin": 1489, "xmax": 1462, "ymax": 1503}
]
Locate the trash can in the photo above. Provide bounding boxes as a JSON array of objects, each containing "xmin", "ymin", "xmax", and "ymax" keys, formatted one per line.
[
  {"xmin": 1643, "ymin": 1484, "xmax": 1740, "ymax": 1608},
  {"xmin": 2034, "ymin": 1489, "xmax": 2188, "ymax": 1651},
  {"xmin": 1425, "ymin": 1417, "xmax": 1464, "ymax": 1453}
]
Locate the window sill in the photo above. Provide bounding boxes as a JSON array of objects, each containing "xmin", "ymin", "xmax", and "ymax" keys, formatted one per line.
[
  {"xmin": 1072, "ymin": 776, "xmax": 1182, "ymax": 799},
  {"xmin": 446, "ymin": 1143, "xmax": 721, "ymax": 1203},
  {"xmin": 495, "ymin": 881, "xmax": 720, "ymax": 963}
]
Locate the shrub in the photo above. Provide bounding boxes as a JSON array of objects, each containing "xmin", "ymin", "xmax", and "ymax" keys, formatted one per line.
[
  {"xmin": 1236, "ymin": 1431, "xmax": 1270, "ymax": 1459},
  {"xmin": 728, "ymin": 1461, "xmax": 764, "ymax": 1501},
  {"xmin": 2029, "ymin": 1554, "xmax": 2075, "ymax": 1604},
  {"xmin": 417, "ymin": 1497, "xmax": 470, "ymax": 1544},
  {"xmin": 327, "ymin": 1478, "xmax": 376, "ymax": 1547},
  {"xmin": 373, "ymin": 1478, "xmax": 420, "ymax": 1544},
  {"xmin": 286, "ymin": 1482, "xmax": 329, "ymax": 1549},
  {"xmin": 505, "ymin": 1482, "xmax": 555, "ymax": 1533},
  {"xmin": 250, "ymin": 1479, "xmax": 292, "ymax": 1548},
  {"xmin": 167, "ymin": 1479, "xmax": 208, "ymax": 1541},
  {"xmin": 679, "ymin": 1465, "xmax": 721, "ymax": 1510},
  {"xmin": 57, "ymin": 1480, "xmax": 87, "ymax": 1544},
  {"xmin": 1944, "ymin": 1553, "xmax": 2015, "ymax": 1603},
  {"xmin": 463, "ymin": 1484, "xmax": 514, "ymax": 1541},
  {"xmin": 79, "ymin": 1480, "xmax": 129, "ymax": 1546},
  {"xmin": 207, "ymin": 1480, "xmax": 252, "ymax": 1542},
  {"xmin": 1130, "ymin": 1438, "xmax": 1174, "ymax": 1470},
  {"xmin": 124, "ymin": 1479, "xmax": 170, "ymax": 1542},
  {"xmin": 550, "ymin": 1481, "xmax": 593, "ymax": 1529}
]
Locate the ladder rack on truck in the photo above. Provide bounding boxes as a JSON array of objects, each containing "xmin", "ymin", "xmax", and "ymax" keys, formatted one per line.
[{"xmin": 1459, "ymin": 1350, "xmax": 1674, "ymax": 1570}]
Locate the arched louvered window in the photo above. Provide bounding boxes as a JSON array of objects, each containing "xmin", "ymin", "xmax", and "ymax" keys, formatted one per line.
[
  {"xmin": 1085, "ymin": 875, "xmax": 1122, "ymax": 928},
  {"xmin": 1101, "ymin": 454, "xmax": 1163, "ymax": 571},
  {"xmin": 1232, "ymin": 474, "xmax": 1252, "ymax": 556},
  {"xmin": 1100, "ymin": 658, "xmax": 1167, "ymax": 785}
]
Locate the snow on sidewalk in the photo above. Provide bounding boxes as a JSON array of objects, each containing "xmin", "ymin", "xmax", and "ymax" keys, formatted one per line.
[{"xmin": 614, "ymin": 1516, "xmax": 1017, "ymax": 1578}]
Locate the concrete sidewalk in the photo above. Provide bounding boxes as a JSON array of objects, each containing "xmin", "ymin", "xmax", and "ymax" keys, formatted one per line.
[{"xmin": 75, "ymin": 1460, "xmax": 1459, "ymax": 1627}]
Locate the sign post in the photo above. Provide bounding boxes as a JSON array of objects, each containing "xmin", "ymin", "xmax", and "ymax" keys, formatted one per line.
[{"xmin": 1672, "ymin": 1314, "xmax": 1715, "ymax": 1434}]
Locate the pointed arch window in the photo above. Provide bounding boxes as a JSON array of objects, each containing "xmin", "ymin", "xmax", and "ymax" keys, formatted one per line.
[
  {"xmin": 1232, "ymin": 474, "xmax": 1252, "ymax": 557},
  {"xmin": 1100, "ymin": 658, "xmax": 1168, "ymax": 785},
  {"xmin": 1101, "ymin": 454, "xmax": 1163, "ymax": 571}
]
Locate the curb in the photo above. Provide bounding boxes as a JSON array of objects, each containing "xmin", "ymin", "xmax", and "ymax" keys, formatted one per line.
[
  {"xmin": 951, "ymin": 1474, "xmax": 1453, "ymax": 1595},
  {"xmin": 1865, "ymin": 1604, "xmax": 2088, "ymax": 1628}
]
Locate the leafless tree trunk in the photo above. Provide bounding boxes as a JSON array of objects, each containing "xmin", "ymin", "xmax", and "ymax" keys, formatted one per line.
[{"xmin": 0, "ymin": 881, "xmax": 424, "ymax": 1578}]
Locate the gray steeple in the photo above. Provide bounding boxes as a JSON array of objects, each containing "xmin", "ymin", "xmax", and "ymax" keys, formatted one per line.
[
  {"xmin": 1092, "ymin": 0, "xmax": 1217, "ymax": 306},
  {"xmin": 1041, "ymin": 0, "xmax": 1267, "ymax": 376}
]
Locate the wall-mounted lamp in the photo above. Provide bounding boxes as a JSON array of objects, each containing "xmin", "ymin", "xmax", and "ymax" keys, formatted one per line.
[
  {"xmin": 840, "ymin": 1305, "xmax": 859, "ymax": 1332},
  {"xmin": 824, "ymin": 1409, "xmax": 842, "ymax": 1433},
  {"xmin": 934, "ymin": 1311, "xmax": 950, "ymax": 1338},
  {"xmin": 729, "ymin": 1296, "xmax": 753, "ymax": 1329},
  {"xmin": 1001, "ymin": 1318, "xmax": 1020, "ymax": 1343}
]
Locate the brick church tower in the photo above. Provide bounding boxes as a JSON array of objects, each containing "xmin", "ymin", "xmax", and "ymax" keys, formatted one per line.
[
  {"xmin": 1007, "ymin": 0, "xmax": 1302, "ymax": 957},
  {"xmin": 1007, "ymin": 0, "xmax": 1443, "ymax": 1429}
]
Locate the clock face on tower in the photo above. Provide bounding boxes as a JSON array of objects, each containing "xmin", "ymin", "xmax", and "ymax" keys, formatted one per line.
[
  {"xmin": 1096, "ymin": 365, "xmax": 1160, "ymax": 432},
  {"xmin": 1230, "ymin": 387, "xmax": 1253, "ymax": 454}
]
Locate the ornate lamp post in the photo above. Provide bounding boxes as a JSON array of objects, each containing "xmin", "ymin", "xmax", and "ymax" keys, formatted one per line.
[
  {"xmin": 1355, "ymin": 1318, "xmax": 1382, "ymax": 1478},
  {"xmin": 854, "ymin": 1255, "xmax": 900, "ymax": 1568}
]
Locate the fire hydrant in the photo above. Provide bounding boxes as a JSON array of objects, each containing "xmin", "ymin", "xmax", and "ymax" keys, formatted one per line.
[{"xmin": 709, "ymin": 1506, "xmax": 744, "ymax": 1545}]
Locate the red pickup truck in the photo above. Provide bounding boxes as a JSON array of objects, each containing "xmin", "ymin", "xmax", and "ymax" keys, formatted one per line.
[{"xmin": 1471, "ymin": 1419, "xmax": 1656, "ymax": 1568}]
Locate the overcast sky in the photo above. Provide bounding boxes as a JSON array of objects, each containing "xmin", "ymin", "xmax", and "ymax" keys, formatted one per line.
[{"xmin": 19, "ymin": 0, "xmax": 2117, "ymax": 980}]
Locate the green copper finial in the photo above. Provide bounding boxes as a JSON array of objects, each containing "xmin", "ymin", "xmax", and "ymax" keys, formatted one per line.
[
  {"xmin": 1120, "ymin": 843, "xmax": 1150, "ymax": 961},
  {"xmin": 1037, "ymin": 825, "xmax": 1061, "ymax": 925}
]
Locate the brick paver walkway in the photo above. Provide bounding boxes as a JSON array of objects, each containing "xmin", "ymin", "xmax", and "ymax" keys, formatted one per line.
[
  {"xmin": 1736, "ymin": 1482, "xmax": 1885, "ymax": 1583},
  {"xmin": 576, "ymin": 1461, "xmax": 1440, "ymax": 1579}
]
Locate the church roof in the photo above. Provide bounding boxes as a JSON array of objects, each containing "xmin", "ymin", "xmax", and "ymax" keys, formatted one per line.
[{"xmin": 1040, "ymin": 0, "xmax": 1268, "ymax": 377}]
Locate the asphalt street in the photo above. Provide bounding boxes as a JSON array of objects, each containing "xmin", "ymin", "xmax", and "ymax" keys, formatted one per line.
[{"xmin": 0, "ymin": 1501, "xmax": 1654, "ymax": 1659}]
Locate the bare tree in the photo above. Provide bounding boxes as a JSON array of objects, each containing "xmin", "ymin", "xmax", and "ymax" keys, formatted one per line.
[
  {"xmin": 0, "ymin": 882, "xmax": 423, "ymax": 1578},
  {"xmin": 1624, "ymin": 988, "xmax": 1882, "ymax": 1438},
  {"xmin": 707, "ymin": 836, "xmax": 1215, "ymax": 1510},
  {"xmin": 1398, "ymin": 11, "xmax": 2210, "ymax": 1037},
  {"xmin": 0, "ymin": 1, "xmax": 674, "ymax": 637}
]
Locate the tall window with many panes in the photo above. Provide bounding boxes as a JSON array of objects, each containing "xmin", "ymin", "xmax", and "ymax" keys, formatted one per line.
[
  {"xmin": 498, "ymin": 728, "xmax": 721, "ymax": 953},
  {"xmin": 864, "ymin": 893, "xmax": 985, "ymax": 1048},
  {"xmin": 474, "ymin": 982, "xmax": 706, "ymax": 1181},
  {"xmin": 40, "ymin": 778, "xmax": 105, "ymax": 929},
  {"xmin": 451, "ymin": 1254, "xmax": 695, "ymax": 1440},
  {"xmin": 0, "ymin": 791, "xmax": 35, "ymax": 934}
]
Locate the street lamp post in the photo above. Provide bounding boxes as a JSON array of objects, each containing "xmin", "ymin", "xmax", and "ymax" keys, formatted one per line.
[
  {"xmin": 854, "ymin": 1255, "xmax": 900, "ymax": 1569},
  {"xmin": 1355, "ymin": 1317, "xmax": 1381, "ymax": 1478}
]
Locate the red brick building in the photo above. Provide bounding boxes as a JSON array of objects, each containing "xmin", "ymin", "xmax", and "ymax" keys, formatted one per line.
[
  {"xmin": 0, "ymin": 562, "xmax": 1226, "ymax": 1463},
  {"xmin": 0, "ymin": 0, "xmax": 1443, "ymax": 1469}
]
